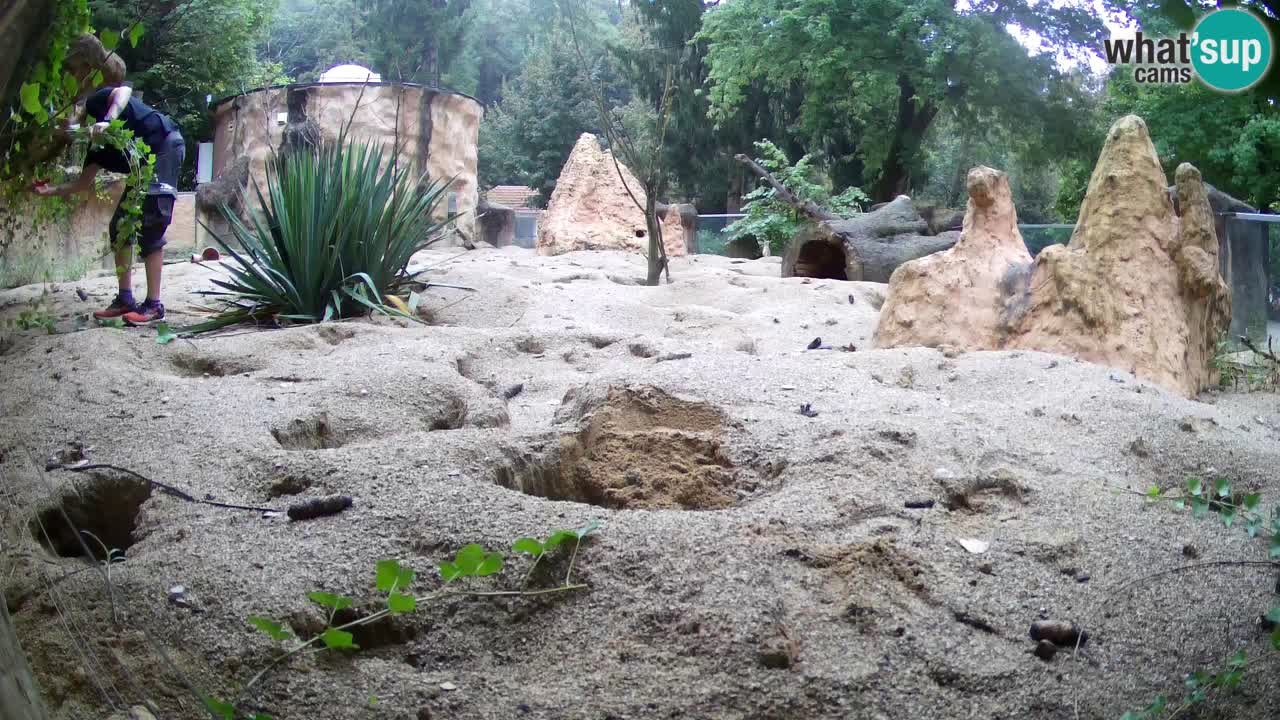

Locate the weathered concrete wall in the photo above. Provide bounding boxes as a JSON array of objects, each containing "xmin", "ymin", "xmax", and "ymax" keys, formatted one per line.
[
  {"xmin": 0, "ymin": 598, "xmax": 49, "ymax": 720},
  {"xmin": 209, "ymin": 83, "xmax": 482, "ymax": 245},
  {"xmin": 0, "ymin": 188, "xmax": 198, "ymax": 288}
]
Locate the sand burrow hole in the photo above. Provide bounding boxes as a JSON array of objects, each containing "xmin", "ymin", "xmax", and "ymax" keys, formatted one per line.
[
  {"xmin": 30, "ymin": 473, "xmax": 152, "ymax": 559},
  {"xmin": 272, "ymin": 412, "xmax": 347, "ymax": 450},
  {"xmin": 793, "ymin": 239, "xmax": 848, "ymax": 280},
  {"xmin": 493, "ymin": 386, "xmax": 743, "ymax": 510}
]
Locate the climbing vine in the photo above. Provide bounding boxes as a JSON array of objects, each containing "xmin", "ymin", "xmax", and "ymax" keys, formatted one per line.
[{"xmin": 0, "ymin": 0, "xmax": 150, "ymax": 256}]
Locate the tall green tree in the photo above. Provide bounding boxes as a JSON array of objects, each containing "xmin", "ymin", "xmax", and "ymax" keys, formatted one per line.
[
  {"xmin": 696, "ymin": 0, "xmax": 1106, "ymax": 202},
  {"xmin": 613, "ymin": 0, "xmax": 794, "ymax": 211},
  {"xmin": 476, "ymin": 3, "xmax": 627, "ymax": 202},
  {"xmin": 447, "ymin": 0, "xmax": 551, "ymax": 106},
  {"xmin": 260, "ymin": 0, "xmax": 368, "ymax": 82},
  {"xmin": 362, "ymin": 0, "xmax": 472, "ymax": 86}
]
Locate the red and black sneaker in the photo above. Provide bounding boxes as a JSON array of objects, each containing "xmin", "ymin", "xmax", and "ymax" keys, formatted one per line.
[
  {"xmin": 92, "ymin": 294, "xmax": 138, "ymax": 320},
  {"xmin": 123, "ymin": 299, "xmax": 165, "ymax": 326}
]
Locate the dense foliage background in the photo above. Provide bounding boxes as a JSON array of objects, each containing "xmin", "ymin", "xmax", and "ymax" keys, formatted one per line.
[{"xmin": 71, "ymin": 0, "xmax": 1280, "ymax": 215}]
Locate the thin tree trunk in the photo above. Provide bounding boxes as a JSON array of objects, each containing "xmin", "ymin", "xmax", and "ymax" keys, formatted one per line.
[
  {"xmin": 645, "ymin": 191, "xmax": 664, "ymax": 286},
  {"xmin": 945, "ymin": 132, "xmax": 971, "ymax": 207},
  {"xmin": 726, "ymin": 163, "xmax": 743, "ymax": 213},
  {"xmin": 872, "ymin": 74, "xmax": 938, "ymax": 202}
]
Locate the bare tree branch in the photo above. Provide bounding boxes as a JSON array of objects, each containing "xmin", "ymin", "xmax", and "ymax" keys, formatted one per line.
[{"xmin": 733, "ymin": 153, "xmax": 836, "ymax": 224}]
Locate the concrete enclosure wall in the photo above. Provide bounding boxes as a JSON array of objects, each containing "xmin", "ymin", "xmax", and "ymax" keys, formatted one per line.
[
  {"xmin": 1, "ymin": 185, "xmax": 197, "ymax": 288},
  {"xmin": 208, "ymin": 83, "xmax": 482, "ymax": 244}
]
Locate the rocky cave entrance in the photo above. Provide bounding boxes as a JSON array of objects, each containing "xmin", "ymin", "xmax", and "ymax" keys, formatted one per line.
[
  {"xmin": 793, "ymin": 240, "xmax": 849, "ymax": 280},
  {"xmin": 492, "ymin": 387, "xmax": 747, "ymax": 510},
  {"xmin": 30, "ymin": 474, "xmax": 153, "ymax": 559}
]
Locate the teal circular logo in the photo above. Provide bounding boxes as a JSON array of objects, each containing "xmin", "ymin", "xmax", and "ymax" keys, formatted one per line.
[{"xmin": 1192, "ymin": 9, "xmax": 1273, "ymax": 92}]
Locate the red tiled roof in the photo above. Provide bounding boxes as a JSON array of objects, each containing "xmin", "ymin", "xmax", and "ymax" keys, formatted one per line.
[{"xmin": 484, "ymin": 185, "xmax": 538, "ymax": 208}]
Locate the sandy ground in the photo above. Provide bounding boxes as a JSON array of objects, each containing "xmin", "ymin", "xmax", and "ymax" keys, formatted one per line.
[{"xmin": 1, "ymin": 246, "xmax": 1279, "ymax": 720}]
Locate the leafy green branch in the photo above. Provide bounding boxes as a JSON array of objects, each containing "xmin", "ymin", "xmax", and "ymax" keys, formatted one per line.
[
  {"xmin": 2, "ymin": 5, "xmax": 150, "ymax": 253},
  {"xmin": 207, "ymin": 522, "xmax": 602, "ymax": 719},
  {"xmin": 1142, "ymin": 477, "xmax": 1279, "ymax": 554},
  {"xmin": 1111, "ymin": 477, "xmax": 1280, "ymax": 719},
  {"xmin": 727, "ymin": 140, "xmax": 868, "ymax": 255},
  {"xmin": 1119, "ymin": 649, "xmax": 1258, "ymax": 720}
]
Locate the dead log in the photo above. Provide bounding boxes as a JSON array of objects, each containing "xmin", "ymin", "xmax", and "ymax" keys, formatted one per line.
[{"xmin": 734, "ymin": 154, "xmax": 956, "ymax": 283}]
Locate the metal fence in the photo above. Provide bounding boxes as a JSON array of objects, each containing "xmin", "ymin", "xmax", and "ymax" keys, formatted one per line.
[
  {"xmin": 513, "ymin": 210, "xmax": 539, "ymax": 249},
  {"xmin": 1221, "ymin": 213, "xmax": 1279, "ymax": 345}
]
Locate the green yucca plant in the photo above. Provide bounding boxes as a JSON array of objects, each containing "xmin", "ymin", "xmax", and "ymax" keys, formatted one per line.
[{"xmin": 188, "ymin": 134, "xmax": 456, "ymax": 333}]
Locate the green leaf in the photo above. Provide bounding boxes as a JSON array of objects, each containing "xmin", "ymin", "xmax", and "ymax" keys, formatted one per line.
[
  {"xmin": 575, "ymin": 519, "xmax": 603, "ymax": 539},
  {"xmin": 387, "ymin": 591, "xmax": 416, "ymax": 613},
  {"xmin": 307, "ymin": 591, "xmax": 353, "ymax": 611},
  {"xmin": 476, "ymin": 553, "xmax": 504, "ymax": 576},
  {"xmin": 1220, "ymin": 507, "xmax": 1236, "ymax": 528},
  {"xmin": 512, "ymin": 538, "xmax": 544, "ymax": 557},
  {"xmin": 439, "ymin": 561, "xmax": 460, "ymax": 583},
  {"xmin": 1186, "ymin": 671, "xmax": 1207, "ymax": 689},
  {"xmin": 1173, "ymin": 499, "xmax": 1186, "ymax": 511},
  {"xmin": 19, "ymin": 83, "xmax": 42, "ymax": 116},
  {"xmin": 1228, "ymin": 649, "xmax": 1248, "ymax": 671},
  {"xmin": 397, "ymin": 566, "xmax": 416, "ymax": 591},
  {"xmin": 1187, "ymin": 477, "xmax": 1203, "ymax": 497},
  {"xmin": 204, "ymin": 697, "xmax": 236, "ymax": 720},
  {"xmin": 100, "ymin": 29, "xmax": 120, "ymax": 52},
  {"xmin": 543, "ymin": 530, "xmax": 577, "ymax": 551},
  {"xmin": 320, "ymin": 627, "xmax": 357, "ymax": 650},
  {"xmin": 1247, "ymin": 516, "xmax": 1263, "ymax": 538},
  {"xmin": 454, "ymin": 544, "xmax": 487, "ymax": 575},
  {"xmin": 1267, "ymin": 607, "xmax": 1280, "ymax": 624},
  {"xmin": 1191, "ymin": 499, "xmax": 1210, "ymax": 519},
  {"xmin": 90, "ymin": 70, "xmax": 104, "ymax": 88},
  {"xmin": 129, "ymin": 23, "xmax": 146, "ymax": 48},
  {"xmin": 155, "ymin": 322, "xmax": 178, "ymax": 344},
  {"xmin": 1146, "ymin": 485, "xmax": 1161, "ymax": 499},
  {"xmin": 247, "ymin": 616, "xmax": 290, "ymax": 641},
  {"xmin": 1243, "ymin": 493, "xmax": 1261, "ymax": 511},
  {"xmin": 375, "ymin": 559, "xmax": 402, "ymax": 592},
  {"xmin": 61, "ymin": 73, "xmax": 79, "ymax": 99},
  {"xmin": 1214, "ymin": 478, "xmax": 1231, "ymax": 498}
]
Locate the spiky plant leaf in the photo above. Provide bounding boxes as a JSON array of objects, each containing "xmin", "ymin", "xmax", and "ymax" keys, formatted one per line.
[{"xmin": 186, "ymin": 135, "xmax": 458, "ymax": 333}]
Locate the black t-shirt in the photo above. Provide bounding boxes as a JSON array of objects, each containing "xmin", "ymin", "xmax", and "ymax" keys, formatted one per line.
[{"xmin": 83, "ymin": 86, "xmax": 179, "ymax": 172}]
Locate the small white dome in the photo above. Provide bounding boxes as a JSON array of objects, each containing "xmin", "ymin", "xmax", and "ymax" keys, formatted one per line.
[{"xmin": 318, "ymin": 64, "xmax": 382, "ymax": 83}]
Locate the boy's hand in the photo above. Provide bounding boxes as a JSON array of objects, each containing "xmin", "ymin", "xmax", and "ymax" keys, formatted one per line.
[
  {"xmin": 32, "ymin": 181, "xmax": 66, "ymax": 197},
  {"xmin": 89, "ymin": 121, "xmax": 110, "ymax": 139}
]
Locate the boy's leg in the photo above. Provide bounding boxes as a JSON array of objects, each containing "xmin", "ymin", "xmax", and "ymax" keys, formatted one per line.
[
  {"xmin": 123, "ymin": 131, "xmax": 184, "ymax": 326},
  {"xmin": 93, "ymin": 201, "xmax": 137, "ymax": 319}
]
